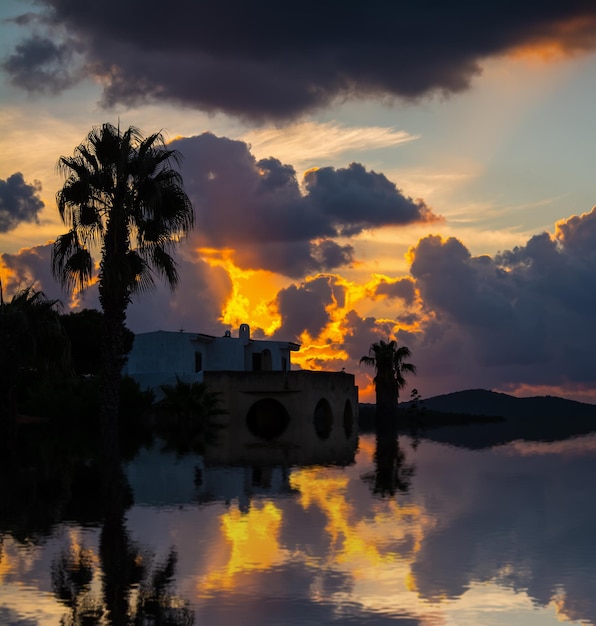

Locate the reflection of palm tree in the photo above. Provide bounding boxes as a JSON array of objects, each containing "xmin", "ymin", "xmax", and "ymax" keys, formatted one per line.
[
  {"xmin": 51, "ymin": 123, "xmax": 194, "ymax": 468},
  {"xmin": 132, "ymin": 551, "xmax": 194, "ymax": 625},
  {"xmin": 51, "ymin": 544, "xmax": 102, "ymax": 625},
  {"xmin": 362, "ymin": 421, "xmax": 416, "ymax": 498},
  {"xmin": 360, "ymin": 339, "xmax": 416, "ymax": 421},
  {"xmin": 0, "ymin": 285, "xmax": 69, "ymax": 460},
  {"xmin": 51, "ymin": 472, "xmax": 194, "ymax": 625}
]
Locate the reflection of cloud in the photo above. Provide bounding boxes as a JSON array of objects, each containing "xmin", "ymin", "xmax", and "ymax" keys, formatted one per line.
[
  {"xmin": 409, "ymin": 436, "xmax": 596, "ymax": 624},
  {"xmin": 0, "ymin": 536, "xmax": 68, "ymax": 625},
  {"xmin": 501, "ymin": 434, "xmax": 596, "ymax": 457},
  {"xmin": 200, "ymin": 502, "xmax": 285, "ymax": 594},
  {"xmin": 6, "ymin": 435, "xmax": 595, "ymax": 625}
]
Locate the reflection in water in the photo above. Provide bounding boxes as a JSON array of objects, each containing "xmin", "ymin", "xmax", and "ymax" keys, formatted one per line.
[
  {"xmin": 2, "ymin": 428, "xmax": 596, "ymax": 625},
  {"xmin": 361, "ymin": 419, "xmax": 416, "ymax": 497}
]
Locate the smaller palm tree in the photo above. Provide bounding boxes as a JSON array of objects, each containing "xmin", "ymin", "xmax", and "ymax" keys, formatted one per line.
[
  {"xmin": 156, "ymin": 377, "xmax": 226, "ymax": 455},
  {"xmin": 360, "ymin": 339, "xmax": 416, "ymax": 417}
]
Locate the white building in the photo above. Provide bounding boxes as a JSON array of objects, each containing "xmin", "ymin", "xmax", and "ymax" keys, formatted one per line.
[
  {"xmin": 124, "ymin": 323, "xmax": 299, "ymax": 392},
  {"xmin": 125, "ymin": 324, "xmax": 359, "ymax": 457}
]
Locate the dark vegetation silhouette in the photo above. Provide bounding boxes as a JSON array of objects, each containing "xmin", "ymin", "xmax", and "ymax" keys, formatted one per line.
[
  {"xmin": 51, "ymin": 123, "xmax": 194, "ymax": 478},
  {"xmin": 0, "ymin": 284, "xmax": 70, "ymax": 462},
  {"xmin": 360, "ymin": 339, "xmax": 416, "ymax": 424},
  {"xmin": 60, "ymin": 308, "xmax": 133, "ymax": 377},
  {"xmin": 154, "ymin": 377, "xmax": 226, "ymax": 456}
]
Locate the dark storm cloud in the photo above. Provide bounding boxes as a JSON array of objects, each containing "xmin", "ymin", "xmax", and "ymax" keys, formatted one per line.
[
  {"xmin": 0, "ymin": 173, "xmax": 44, "ymax": 233},
  {"xmin": 6, "ymin": 1, "xmax": 596, "ymax": 120},
  {"xmin": 340, "ymin": 310, "xmax": 396, "ymax": 363},
  {"xmin": 234, "ymin": 240, "xmax": 355, "ymax": 279},
  {"xmin": 175, "ymin": 133, "xmax": 435, "ymax": 276},
  {"xmin": 373, "ymin": 277, "xmax": 416, "ymax": 305},
  {"xmin": 407, "ymin": 207, "xmax": 596, "ymax": 389},
  {"xmin": 2, "ymin": 35, "xmax": 81, "ymax": 93},
  {"xmin": 304, "ymin": 164, "xmax": 435, "ymax": 234},
  {"xmin": 273, "ymin": 276, "xmax": 345, "ymax": 342}
]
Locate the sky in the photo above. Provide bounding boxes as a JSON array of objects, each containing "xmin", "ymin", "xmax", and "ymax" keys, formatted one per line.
[{"xmin": 2, "ymin": 1, "xmax": 596, "ymax": 403}]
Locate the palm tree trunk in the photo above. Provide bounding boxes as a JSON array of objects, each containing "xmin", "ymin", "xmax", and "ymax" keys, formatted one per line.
[
  {"xmin": 98, "ymin": 300, "xmax": 128, "ymax": 492},
  {"xmin": 375, "ymin": 379, "xmax": 398, "ymax": 427},
  {"xmin": 97, "ymin": 208, "xmax": 130, "ymax": 484}
]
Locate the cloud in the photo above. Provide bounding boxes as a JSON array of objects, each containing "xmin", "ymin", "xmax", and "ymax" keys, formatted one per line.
[
  {"xmin": 340, "ymin": 310, "xmax": 396, "ymax": 363},
  {"xmin": 1, "ymin": 243, "xmax": 56, "ymax": 298},
  {"xmin": 1, "ymin": 242, "xmax": 231, "ymax": 335},
  {"xmin": 242, "ymin": 122, "xmax": 418, "ymax": 169},
  {"xmin": 0, "ymin": 173, "xmax": 45, "ymax": 233},
  {"xmin": 372, "ymin": 277, "xmax": 416, "ymax": 305},
  {"xmin": 2, "ymin": 35, "xmax": 82, "ymax": 93},
  {"xmin": 122, "ymin": 254, "xmax": 232, "ymax": 335},
  {"xmin": 272, "ymin": 275, "xmax": 346, "ymax": 342},
  {"xmin": 405, "ymin": 206, "xmax": 596, "ymax": 393},
  {"xmin": 174, "ymin": 133, "xmax": 436, "ymax": 277},
  {"xmin": 6, "ymin": 2, "xmax": 596, "ymax": 120}
]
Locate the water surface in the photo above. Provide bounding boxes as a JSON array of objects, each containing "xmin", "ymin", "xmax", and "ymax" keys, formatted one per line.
[{"xmin": 2, "ymin": 431, "xmax": 596, "ymax": 625}]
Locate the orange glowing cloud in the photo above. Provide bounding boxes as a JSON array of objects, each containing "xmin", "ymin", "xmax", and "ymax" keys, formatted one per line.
[
  {"xmin": 198, "ymin": 247, "xmax": 285, "ymax": 335},
  {"xmin": 508, "ymin": 14, "xmax": 596, "ymax": 61}
]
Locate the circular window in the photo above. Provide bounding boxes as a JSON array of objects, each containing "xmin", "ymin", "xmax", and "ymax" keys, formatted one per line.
[
  {"xmin": 343, "ymin": 400, "xmax": 353, "ymax": 439},
  {"xmin": 313, "ymin": 398, "xmax": 333, "ymax": 439},
  {"xmin": 246, "ymin": 398, "xmax": 290, "ymax": 440}
]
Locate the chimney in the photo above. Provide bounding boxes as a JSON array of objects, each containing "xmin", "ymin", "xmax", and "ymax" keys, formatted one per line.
[{"xmin": 239, "ymin": 323, "xmax": 250, "ymax": 345}]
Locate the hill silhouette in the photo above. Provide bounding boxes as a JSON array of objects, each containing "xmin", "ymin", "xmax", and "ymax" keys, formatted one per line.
[
  {"xmin": 413, "ymin": 388, "xmax": 596, "ymax": 419},
  {"xmin": 360, "ymin": 389, "xmax": 596, "ymax": 448}
]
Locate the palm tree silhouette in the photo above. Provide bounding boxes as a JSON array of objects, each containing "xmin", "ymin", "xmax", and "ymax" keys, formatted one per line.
[
  {"xmin": 360, "ymin": 339, "xmax": 416, "ymax": 421},
  {"xmin": 51, "ymin": 123, "xmax": 194, "ymax": 470}
]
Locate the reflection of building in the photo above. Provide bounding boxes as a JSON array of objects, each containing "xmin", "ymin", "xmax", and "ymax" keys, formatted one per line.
[{"xmin": 125, "ymin": 324, "xmax": 359, "ymax": 462}]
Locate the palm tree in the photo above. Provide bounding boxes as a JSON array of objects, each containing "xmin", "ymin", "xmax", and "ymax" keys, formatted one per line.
[
  {"xmin": 360, "ymin": 339, "xmax": 416, "ymax": 418},
  {"xmin": 156, "ymin": 377, "xmax": 226, "ymax": 455},
  {"xmin": 51, "ymin": 123, "xmax": 194, "ymax": 468}
]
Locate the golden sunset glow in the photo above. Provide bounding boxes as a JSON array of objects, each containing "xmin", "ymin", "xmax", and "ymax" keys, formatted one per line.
[
  {"xmin": 199, "ymin": 501, "xmax": 284, "ymax": 593},
  {"xmin": 198, "ymin": 247, "xmax": 284, "ymax": 334}
]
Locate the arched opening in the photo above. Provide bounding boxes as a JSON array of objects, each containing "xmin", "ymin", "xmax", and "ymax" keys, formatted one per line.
[
  {"xmin": 246, "ymin": 398, "xmax": 290, "ymax": 440},
  {"xmin": 313, "ymin": 398, "xmax": 333, "ymax": 440},
  {"xmin": 343, "ymin": 400, "xmax": 353, "ymax": 439},
  {"xmin": 252, "ymin": 349, "xmax": 272, "ymax": 371}
]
